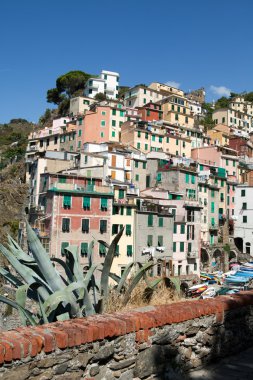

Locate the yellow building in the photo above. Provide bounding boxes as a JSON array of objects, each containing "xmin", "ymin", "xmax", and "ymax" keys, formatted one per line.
[
  {"xmin": 110, "ymin": 187, "xmax": 136, "ymax": 277},
  {"xmin": 148, "ymin": 82, "xmax": 184, "ymax": 97},
  {"xmin": 159, "ymin": 95, "xmax": 195, "ymax": 128},
  {"xmin": 207, "ymin": 127, "xmax": 229, "ymax": 147}
]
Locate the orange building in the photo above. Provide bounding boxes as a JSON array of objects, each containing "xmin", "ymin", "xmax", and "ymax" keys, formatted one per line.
[{"xmin": 137, "ymin": 102, "xmax": 163, "ymax": 122}]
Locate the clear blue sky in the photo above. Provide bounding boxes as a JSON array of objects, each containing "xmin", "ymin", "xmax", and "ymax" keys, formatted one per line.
[{"xmin": 1, "ymin": 0, "xmax": 253, "ymax": 123}]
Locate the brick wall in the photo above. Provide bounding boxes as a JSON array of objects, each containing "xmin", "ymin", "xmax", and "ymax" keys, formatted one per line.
[{"xmin": 1, "ymin": 291, "xmax": 253, "ymax": 379}]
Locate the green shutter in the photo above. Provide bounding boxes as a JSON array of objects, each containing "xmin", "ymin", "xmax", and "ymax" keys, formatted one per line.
[
  {"xmin": 173, "ymin": 242, "xmax": 176, "ymax": 252},
  {"xmin": 127, "ymin": 245, "xmax": 133, "ymax": 256},
  {"xmin": 63, "ymin": 195, "xmax": 71, "ymax": 208},
  {"xmin": 119, "ymin": 189, "xmax": 124, "ymax": 199},
  {"xmin": 185, "ymin": 174, "xmax": 189, "ymax": 183},
  {"xmin": 159, "ymin": 217, "xmax": 163, "ymax": 227},
  {"xmin": 126, "ymin": 224, "xmax": 131, "ymax": 236},
  {"xmin": 156, "ymin": 172, "xmax": 162, "ymax": 182},
  {"xmin": 59, "ymin": 177, "xmax": 66, "ymax": 183},
  {"xmin": 188, "ymin": 243, "xmax": 192, "ymax": 252},
  {"xmin": 99, "ymin": 243, "xmax": 106, "ymax": 255},
  {"xmin": 211, "ymin": 202, "xmax": 215, "ymax": 213},
  {"xmin": 112, "ymin": 224, "xmax": 118, "ymax": 235},
  {"xmin": 158, "ymin": 236, "xmax": 163, "ymax": 246},
  {"xmin": 61, "ymin": 242, "xmax": 69, "ymax": 256},
  {"xmin": 82, "ymin": 219, "xmax": 89, "ymax": 233},
  {"xmin": 180, "ymin": 224, "xmax": 185, "ymax": 234},
  {"xmin": 180, "ymin": 242, "xmax": 184, "ymax": 252},
  {"xmin": 115, "ymin": 245, "xmax": 119, "ymax": 256},
  {"xmin": 80, "ymin": 242, "xmax": 88, "ymax": 257},
  {"xmin": 191, "ymin": 175, "xmax": 195, "ymax": 184},
  {"xmin": 211, "ymin": 217, "xmax": 215, "ymax": 226},
  {"xmin": 126, "ymin": 207, "xmax": 132, "ymax": 216},
  {"xmin": 101, "ymin": 198, "xmax": 108, "ymax": 210},
  {"xmin": 83, "ymin": 196, "xmax": 90, "ymax": 209},
  {"xmin": 147, "ymin": 235, "xmax": 153, "ymax": 246},
  {"xmin": 148, "ymin": 214, "xmax": 153, "ymax": 227},
  {"xmin": 173, "ymin": 224, "xmax": 177, "ymax": 233}
]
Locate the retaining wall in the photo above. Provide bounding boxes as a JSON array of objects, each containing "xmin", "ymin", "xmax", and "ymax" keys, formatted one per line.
[{"xmin": 1, "ymin": 291, "xmax": 253, "ymax": 379}]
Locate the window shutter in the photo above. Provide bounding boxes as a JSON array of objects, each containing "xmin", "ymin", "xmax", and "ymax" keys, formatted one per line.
[
  {"xmin": 159, "ymin": 217, "xmax": 163, "ymax": 227},
  {"xmin": 63, "ymin": 195, "xmax": 71, "ymax": 208},
  {"xmin": 127, "ymin": 245, "xmax": 133, "ymax": 257},
  {"xmin": 147, "ymin": 235, "xmax": 153, "ymax": 246},
  {"xmin": 80, "ymin": 242, "xmax": 88, "ymax": 257},
  {"xmin": 83, "ymin": 196, "xmax": 90, "ymax": 210},
  {"xmin": 99, "ymin": 243, "xmax": 106, "ymax": 256},
  {"xmin": 126, "ymin": 224, "xmax": 131, "ymax": 236},
  {"xmin": 100, "ymin": 220, "xmax": 107, "ymax": 233},
  {"xmin": 158, "ymin": 236, "xmax": 163, "ymax": 246},
  {"xmin": 82, "ymin": 219, "xmax": 89, "ymax": 233},
  {"xmin": 119, "ymin": 189, "xmax": 124, "ymax": 199},
  {"xmin": 101, "ymin": 198, "xmax": 108, "ymax": 210},
  {"xmin": 148, "ymin": 214, "xmax": 153, "ymax": 227},
  {"xmin": 61, "ymin": 242, "xmax": 69, "ymax": 256}
]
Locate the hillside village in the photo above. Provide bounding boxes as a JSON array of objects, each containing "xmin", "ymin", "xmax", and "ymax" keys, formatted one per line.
[{"xmin": 24, "ymin": 69, "xmax": 253, "ymax": 279}]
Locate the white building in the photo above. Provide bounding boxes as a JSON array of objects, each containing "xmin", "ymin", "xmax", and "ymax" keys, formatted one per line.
[
  {"xmin": 188, "ymin": 100, "xmax": 202, "ymax": 115},
  {"xmin": 122, "ymin": 85, "xmax": 164, "ymax": 108},
  {"xmin": 234, "ymin": 185, "xmax": 253, "ymax": 256},
  {"xmin": 69, "ymin": 97, "xmax": 95, "ymax": 116},
  {"xmin": 84, "ymin": 70, "xmax": 119, "ymax": 100}
]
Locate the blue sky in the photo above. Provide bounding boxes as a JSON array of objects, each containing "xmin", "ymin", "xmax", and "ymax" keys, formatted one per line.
[{"xmin": 0, "ymin": 0, "xmax": 253, "ymax": 123}]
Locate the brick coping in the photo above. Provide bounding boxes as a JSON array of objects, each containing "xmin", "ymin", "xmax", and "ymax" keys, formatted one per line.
[{"xmin": 1, "ymin": 290, "xmax": 253, "ymax": 364}]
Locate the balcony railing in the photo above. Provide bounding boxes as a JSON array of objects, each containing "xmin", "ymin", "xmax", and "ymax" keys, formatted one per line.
[
  {"xmin": 187, "ymin": 251, "xmax": 198, "ymax": 258},
  {"xmin": 209, "ymin": 223, "xmax": 219, "ymax": 230},
  {"xmin": 49, "ymin": 182, "xmax": 113, "ymax": 194}
]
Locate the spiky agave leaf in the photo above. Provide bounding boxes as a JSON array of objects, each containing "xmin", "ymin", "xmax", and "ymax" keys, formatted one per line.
[
  {"xmin": 16, "ymin": 284, "xmax": 29, "ymax": 325},
  {"xmin": 99, "ymin": 227, "xmax": 124, "ymax": 313},
  {"xmin": 0, "ymin": 267, "xmax": 23, "ymax": 288},
  {"xmin": 122, "ymin": 261, "xmax": 154, "ymax": 306},
  {"xmin": 7, "ymin": 235, "xmax": 34, "ymax": 263},
  {"xmin": 116, "ymin": 262, "xmax": 135, "ymax": 293},
  {"xmin": 26, "ymin": 222, "xmax": 65, "ymax": 292},
  {"xmin": 0, "ymin": 295, "xmax": 38, "ymax": 326}
]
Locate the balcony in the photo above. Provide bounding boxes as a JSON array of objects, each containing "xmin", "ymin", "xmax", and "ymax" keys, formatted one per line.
[
  {"xmin": 27, "ymin": 145, "xmax": 39, "ymax": 152},
  {"xmin": 184, "ymin": 198, "xmax": 202, "ymax": 208},
  {"xmin": 126, "ymin": 186, "xmax": 139, "ymax": 196},
  {"xmin": 114, "ymin": 197, "xmax": 135, "ymax": 205},
  {"xmin": 209, "ymin": 223, "xmax": 219, "ymax": 231},
  {"xmin": 49, "ymin": 183, "xmax": 113, "ymax": 195},
  {"xmin": 105, "ymin": 87, "xmax": 115, "ymax": 94},
  {"xmin": 187, "ymin": 251, "xmax": 198, "ymax": 258}
]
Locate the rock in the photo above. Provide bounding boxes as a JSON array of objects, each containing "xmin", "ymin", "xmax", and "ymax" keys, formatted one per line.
[
  {"xmin": 54, "ymin": 362, "xmax": 68, "ymax": 375},
  {"xmin": 55, "ymin": 371, "xmax": 83, "ymax": 380},
  {"xmin": 109, "ymin": 358, "xmax": 136, "ymax": 371},
  {"xmin": 75, "ymin": 352, "xmax": 93, "ymax": 367},
  {"xmin": 183, "ymin": 338, "xmax": 197, "ymax": 346},
  {"xmin": 178, "ymin": 346, "xmax": 192, "ymax": 360},
  {"xmin": 90, "ymin": 364, "xmax": 100, "ymax": 377},
  {"xmin": 152, "ymin": 327, "xmax": 179, "ymax": 345},
  {"xmin": 113, "ymin": 354, "xmax": 124, "ymax": 361},
  {"xmin": 186, "ymin": 326, "xmax": 199, "ymax": 336},
  {"xmin": 29, "ymin": 369, "xmax": 54, "ymax": 380},
  {"xmin": 35, "ymin": 354, "xmax": 72, "ymax": 369},
  {"xmin": 119, "ymin": 369, "xmax": 134, "ymax": 380},
  {"xmin": 93, "ymin": 343, "xmax": 114, "ymax": 361},
  {"xmin": 1, "ymin": 365, "xmax": 30, "ymax": 380}
]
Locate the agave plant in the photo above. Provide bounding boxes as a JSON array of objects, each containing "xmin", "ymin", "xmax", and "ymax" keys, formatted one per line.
[{"xmin": 0, "ymin": 222, "xmax": 158, "ymax": 326}]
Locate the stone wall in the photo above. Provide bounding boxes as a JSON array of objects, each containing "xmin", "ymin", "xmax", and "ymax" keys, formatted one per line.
[{"xmin": 1, "ymin": 291, "xmax": 253, "ymax": 379}]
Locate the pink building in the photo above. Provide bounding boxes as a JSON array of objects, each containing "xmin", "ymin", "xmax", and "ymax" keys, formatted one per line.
[{"xmin": 38, "ymin": 173, "xmax": 114, "ymax": 265}]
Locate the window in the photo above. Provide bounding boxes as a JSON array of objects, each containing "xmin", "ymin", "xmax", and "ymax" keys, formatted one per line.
[
  {"xmin": 63, "ymin": 195, "xmax": 71, "ymax": 209},
  {"xmin": 159, "ymin": 217, "xmax": 163, "ymax": 227},
  {"xmin": 166, "ymin": 137, "xmax": 169, "ymax": 143},
  {"xmin": 101, "ymin": 120, "xmax": 106, "ymax": 126},
  {"xmin": 62, "ymin": 218, "xmax": 70, "ymax": 232},
  {"xmin": 112, "ymin": 109, "xmax": 116, "ymax": 116},
  {"xmin": 83, "ymin": 196, "xmax": 90, "ymax": 210},
  {"xmin": 78, "ymin": 141, "xmax": 81, "ymax": 148},
  {"xmin": 112, "ymin": 224, "xmax": 119, "ymax": 235},
  {"xmin": 59, "ymin": 177, "xmax": 66, "ymax": 183},
  {"xmin": 180, "ymin": 224, "xmax": 185, "ymax": 234},
  {"xmin": 211, "ymin": 190, "xmax": 215, "ymax": 198},
  {"xmin": 143, "ymin": 98, "xmax": 146, "ymax": 104},
  {"xmin": 145, "ymin": 133, "xmax": 148, "ymax": 140},
  {"xmin": 220, "ymin": 193, "xmax": 224, "ymax": 202},
  {"xmin": 191, "ymin": 175, "xmax": 195, "ymax": 184},
  {"xmin": 126, "ymin": 224, "xmax": 131, "ymax": 236},
  {"xmin": 82, "ymin": 219, "xmax": 89, "ymax": 233},
  {"xmin": 99, "ymin": 243, "xmax": 106, "ymax": 257},
  {"xmin": 126, "ymin": 207, "xmax": 132, "ymax": 216},
  {"xmin": 156, "ymin": 172, "xmax": 162, "ymax": 182},
  {"xmin": 61, "ymin": 242, "xmax": 69, "ymax": 256},
  {"xmin": 101, "ymin": 111, "xmax": 106, "ymax": 116},
  {"xmin": 120, "ymin": 110, "xmax": 124, "ymax": 117},
  {"xmin": 145, "ymin": 144, "xmax": 148, "ymax": 151},
  {"xmin": 127, "ymin": 245, "xmax": 133, "ymax": 257},
  {"xmin": 174, "ymin": 224, "xmax": 177, "ymax": 234},
  {"xmin": 148, "ymin": 214, "xmax": 153, "ymax": 227},
  {"xmin": 221, "ymin": 180, "xmax": 224, "ymax": 187},
  {"xmin": 112, "ymin": 120, "xmax": 116, "ymax": 127},
  {"xmin": 176, "ymin": 139, "xmax": 179, "ymax": 146},
  {"xmin": 147, "ymin": 109, "xmax": 150, "ymax": 117},
  {"xmin": 188, "ymin": 242, "xmax": 192, "ymax": 253},
  {"xmin": 143, "ymin": 162, "xmax": 147, "ymax": 169},
  {"xmin": 233, "ymin": 161, "xmax": 235, "ymax": 167},
  {"xmin": 158, "ymin": 236, "xmax": 163, "ymax": 246},
  {"xmin": 137, "ymin": 142, "xmax": 140, "ymax": 149},
  {"xmin": 175, "ymin": 114, "xmax": 179, "ymax": 121},
  {"xmin": 80, "ymin": 243, "xmax": 88, "ymax": 257},
  {"xmin": 135, "ymin": 161, "xmax": 139, "ymax": 168},
  {"xmin": 112, "ymin": 131, "xmax": 116, "ymax": 137},
  {"xmin": 117, "ymin": 189, "xmax": 124, "ymax": 200},
  {"xmin": 185, "ymin": 116, "xmax": 188, "ymax": 124},
  {"xmin": 173, "ymin": 242, "xmax": 176, "ymax": 252},
  {"xmin": 147, "ymin": 235, "xmax": 153, "ymax": 246},
  {"xmin": 100, "ymin": 220, "xmax": 107, "ymax": 234},
  {"xmin": 241, "ymin": 189, "xmax": 246, "ymax": 197},
  {"xmin": 242, "ymin": 203, "xmax": 247, "ymax": 210},
  {"xmin": 226, "ymin": 159, "xmax": 229, "ymax": 166},
  {"xmin": 135, "ymin": 174, "xmax": 139, "ymax": 181},
  {"xmin": 120, "ymin": 207, "xmax": 124, "ymax": 215},
  {"xmin": 152, "ymin": 135, "xmax": 156, "ymax": 141},
  {"xmin": 180, "ymin": 242, "xmax": 184, "ymax": 252},
  {"xmin": 185, "ymin": 174, "xmax": 189, "ymax": 183},
  {"xmin": 138, "ymin": 131, "xmax": 141, "ymax": 138},
  {"xmin": 243, "ymin": 215, "xmax": 247, "ymax": 223},
  {"xmin": 100, "ymin": 132, "xmax": 104, "ymax": 138},
  {"xmin": 100, "ymin": 198, "xmax": 108, "ymax": 211},
  {"xmin": 211, "ymin": 202, "xmax": 215, "ymax": 213},
  {"xmin": 159, "ymin": 136, "xmax": 163, "ymax": 143}
]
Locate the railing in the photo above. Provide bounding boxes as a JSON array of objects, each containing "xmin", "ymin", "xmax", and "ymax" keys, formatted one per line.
[
  {"xmin": 49, "ymin": 183, "xmax": 113, "ymax": 194},
  {"xmin": 209, "ymin": 223, "xmax": 219, "ymax": 230},
  {"xmin": 187, "ymin": 251, "xmax": 198, "ymax": 258}
]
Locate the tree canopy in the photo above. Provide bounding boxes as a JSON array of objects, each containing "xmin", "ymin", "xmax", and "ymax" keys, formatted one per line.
[{"xmin": 46, "ymin": 70, "xmax": 95, "ymax": 116}]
